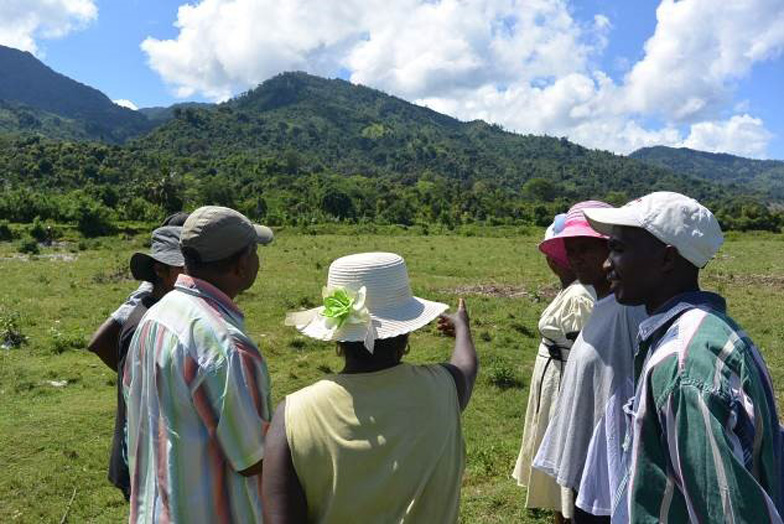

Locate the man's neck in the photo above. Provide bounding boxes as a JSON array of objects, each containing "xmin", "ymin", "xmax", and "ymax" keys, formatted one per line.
[
  {"xmin": 593, "ymin": 279, "xmax": 612, "ymax": 300},
  {"xmin": 186, "ymin": 272, "xmax": 239, "ymax": 300},
  {"xmin": 645, "ymin": 283, "xmax": 700, "ymax": 315},
  {"xmin": 151, "ymin": 285, "xmax": 168, "ymax": 301}
]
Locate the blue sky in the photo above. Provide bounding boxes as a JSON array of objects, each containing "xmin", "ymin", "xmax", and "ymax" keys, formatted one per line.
[{"xmin": 2, "ymin": 0, "xmax": 784, "ymax": 159}]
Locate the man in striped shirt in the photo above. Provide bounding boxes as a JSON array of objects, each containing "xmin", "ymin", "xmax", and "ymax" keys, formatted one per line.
[
  {"xmin": 585, "ymin": 192, "xmax": 784, "ymax": 523},
  {"xmin": 124, "ymin": 206, "xmax": 274, "ymax": 523}
]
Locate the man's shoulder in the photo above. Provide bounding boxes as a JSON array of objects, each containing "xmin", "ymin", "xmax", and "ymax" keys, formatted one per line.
[
  {"xmin": 563, "ymin": 282, "xmax": 596, "ymax": 302},
  {"xmin": 120, "ymin": 300, "xmax": 154, "ymax": 344},
  {"xmin": 574, "ymin": 296, "xmax": 643, "ymax": 359},
  {"xmin": 647, "ymin": 307, "xmax": 750, "ymax": 401}
]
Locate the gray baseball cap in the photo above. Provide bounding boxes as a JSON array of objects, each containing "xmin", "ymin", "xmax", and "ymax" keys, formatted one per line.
[
  {"xmin": 130, "ymin": 226, "xmax": 185, "ymax": 282},
  {"xmin": 180, "ymin": 206, "xmax": 273, "ymax": 263}
]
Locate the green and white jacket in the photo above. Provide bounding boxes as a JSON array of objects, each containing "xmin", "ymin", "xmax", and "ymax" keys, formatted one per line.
[{"xmin": 617, "ymin": 292, "xmax": 784, "ymax": 523}]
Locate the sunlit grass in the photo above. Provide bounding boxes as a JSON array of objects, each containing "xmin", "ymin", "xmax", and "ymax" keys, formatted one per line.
[{"xmin": 1, "ymin": 229, "xmax": 782, "ymax": 522}]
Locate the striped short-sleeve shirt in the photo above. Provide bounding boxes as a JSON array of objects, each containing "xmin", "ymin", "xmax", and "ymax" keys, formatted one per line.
[
  {"xmin": 123, "ymin": 275, "xmax": 272, "ymax": 523},
  {"xmin": 620, "ymin": 292, "xmax": 784, "ymax": 523}
]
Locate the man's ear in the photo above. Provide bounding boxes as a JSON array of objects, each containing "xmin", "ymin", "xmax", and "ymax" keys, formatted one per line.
[
  {"xmin": 661, "ymin": 245, "xmax": 679, "ymax": 273},
  {"xmin": 152, "ymin": 261, "xmax": 167, "ymax": 279},
  {"xmin": 234, "ymin": 247, "xmax": 252, "ymax": 277}
]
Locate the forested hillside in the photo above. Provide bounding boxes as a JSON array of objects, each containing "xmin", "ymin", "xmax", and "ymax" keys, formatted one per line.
[
  {"xmin": 139, "ymin": 73, "xmax": 721, "ymax": 199},
  {"xmin": 0, "ymin": 45, "xmax": 150, "ymax": 142},
  {"xmin": 632, "ymin": 146, "xmax": 784, "ymax": 199},
  {"xmin": 0, "ymin": 71, "xmax": 781, "ymax": 234}
]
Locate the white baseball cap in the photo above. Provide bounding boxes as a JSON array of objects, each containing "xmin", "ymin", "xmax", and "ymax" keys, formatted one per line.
[{"xmin": 582, "ymin": 191, "xmax": 724, "ymax": 268}]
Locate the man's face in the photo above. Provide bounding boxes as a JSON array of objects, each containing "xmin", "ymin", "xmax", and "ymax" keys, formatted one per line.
[
  {"xmin": 154, "ymin": 263, "xmax": 183, "ymax": 292},
  {"xmin": 605, "ymin": 226, "xmax": 666, "ymax": 305},
  {"xmin": 239, "ymin": 244, "xmax": 260, "ymax": 292},
  {"xmin": 564, "ymin": 236, "xmax": 609, "ymax": 288}
]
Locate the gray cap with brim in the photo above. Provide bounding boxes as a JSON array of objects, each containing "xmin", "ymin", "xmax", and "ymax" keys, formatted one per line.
[
  {"xmin": 180, "ymin": 206, "xmax": 273, "ymax": 263},
  {"xmin": 130, "ymin": 226, "xmax": 185, "ymax": 282}
]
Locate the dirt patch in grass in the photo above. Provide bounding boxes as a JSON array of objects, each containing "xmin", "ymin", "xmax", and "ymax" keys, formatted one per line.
[
  {"xmin": 710, "ymin": 273, "xmax": 784, "ymax": 290},
  {"xmin": 0, "ymin": 253, "xmax": 78, "ymax": 262},
  {"xmin": 451, "ymin": 282, "xmax": 559, "ymax": 301}
]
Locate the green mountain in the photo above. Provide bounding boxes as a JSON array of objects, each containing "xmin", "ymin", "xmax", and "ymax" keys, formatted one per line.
[
  {"xmin": 1, "ymin": 71, "xmax": 779, "ymax": 231},
  {"xmin": 136, "ymin": 72, "xmax": 725, "ymax": 201},
  {"xmin": 0, "ymin": 45, "xmax": 151, "ymax": 142},
  {"xmin": 138, "ymin": 102, "xmax": 214, "ymax": 125},
  {"xmin": 0, "ymin": 99, "xmax": 95, "ymax": 140},
  {"xmin": 631, "ymin": 146, "xmax": 784, "ymax": 199}
]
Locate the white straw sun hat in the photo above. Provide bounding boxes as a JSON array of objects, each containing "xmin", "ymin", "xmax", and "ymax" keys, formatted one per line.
[{"xmin": 285, "ymin": 252, "xmax": 448, "ymax": 353}]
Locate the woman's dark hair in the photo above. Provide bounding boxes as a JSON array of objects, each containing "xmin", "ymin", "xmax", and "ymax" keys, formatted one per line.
[{"xmin": 338, "ymin": 334, "xmax": 409, "ymax": 361}]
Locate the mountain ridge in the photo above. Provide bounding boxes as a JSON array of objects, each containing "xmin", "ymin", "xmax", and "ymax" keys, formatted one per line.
[
  {"xmin": 0, "ymin": 45, "xmax": 151, "ymax": 142},
  {"xmin": 631, "ymin": 145, "xmax": 784, "ymax": 199},
  {"xmin": 0, "ymin": 70, "xmax": 780, "ymax": 231}
]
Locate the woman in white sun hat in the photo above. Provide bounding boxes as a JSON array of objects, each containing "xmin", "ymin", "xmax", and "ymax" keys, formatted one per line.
[{"xmin": 262, "ymin": 252, "xmax": 478, "ymax": 524}]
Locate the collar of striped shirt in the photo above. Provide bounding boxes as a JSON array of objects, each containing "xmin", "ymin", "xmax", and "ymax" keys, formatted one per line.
[
  {"xmin": 174, "ymin": 274, "xmax": 245, "ymax": 320},
  {"xmin": 637, "ymin": 291, "xmax": 725, "ymax": 344}
]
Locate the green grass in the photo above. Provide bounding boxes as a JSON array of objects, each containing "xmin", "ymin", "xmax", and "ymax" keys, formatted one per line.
[{"xmin": 1, "ymin": 230, "xmax": 783, "ymax": 522}]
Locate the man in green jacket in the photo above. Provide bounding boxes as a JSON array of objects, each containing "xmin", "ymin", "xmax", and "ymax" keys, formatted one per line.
[{"xmin": 585, "ymin": 192, "xmax": 784, "ymax": 523}]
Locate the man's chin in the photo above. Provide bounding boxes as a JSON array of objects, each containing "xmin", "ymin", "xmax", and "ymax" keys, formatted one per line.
[{"xmin": 613, "ymin": 287, "xmax": 644, "ymax": 306}]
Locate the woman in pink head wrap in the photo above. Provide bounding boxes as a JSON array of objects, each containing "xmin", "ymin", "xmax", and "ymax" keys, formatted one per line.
[
  {"xmin": 512, "ymin": 207, "xmax": 604, "ymax": 523},
  {"xmin": 530, "ymin": 201, "xmax": 649, "ymax": 524}
]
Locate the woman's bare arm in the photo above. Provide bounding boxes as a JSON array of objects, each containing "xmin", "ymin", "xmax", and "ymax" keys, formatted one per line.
[
  {"xmin": 437, "ymin": 298, "xmax": 478, "ymax": 411},
  {"xmin": 262, "ymin": 400, "xmax": 308, "ymax": 523}
]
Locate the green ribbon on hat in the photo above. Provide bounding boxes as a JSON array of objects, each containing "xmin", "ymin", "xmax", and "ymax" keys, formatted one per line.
[
  {"xmin": 284, "ymin": 285, "xmax": 376, "ymax": 352},
  {"xmin": 321, "ymin": 285, "xmax": 370, "ymax": 329}
]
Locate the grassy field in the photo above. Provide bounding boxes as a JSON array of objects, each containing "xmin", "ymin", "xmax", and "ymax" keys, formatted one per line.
[{"xmin": 2, "ymin": 229, "xmax": 784, "ymax": 523}]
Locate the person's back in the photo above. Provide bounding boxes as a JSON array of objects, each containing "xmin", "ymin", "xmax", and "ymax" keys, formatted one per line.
[
  {"xmin": 124, "ymin": 277, "xmax": 271, "ymax": 523},
  {"xmin": 124, "ymin": 206, "xmax": 275, "ymax": 524},
  {"xmin": 285, "ymin": 362, "xmax": 464, "ymax": 523},
  {"xmin": 263, "ymin": 252, "xmax": 478, "ymax": 523}
]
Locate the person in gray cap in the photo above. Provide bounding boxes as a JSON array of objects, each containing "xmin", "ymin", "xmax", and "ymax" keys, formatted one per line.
[
  {"xmin": 88, "ymin": 212, "xmax": 189, "ymax": 371},
  {"xmin": 123, "ymin": 206, "xmax": 273, "ymax": 523},
  {"xmin": 99, "ymin": 225, "xmax": 185, "ymax": 501}
]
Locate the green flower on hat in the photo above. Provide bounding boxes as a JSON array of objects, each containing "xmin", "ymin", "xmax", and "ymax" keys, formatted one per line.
[{"xmin": 321, "ymin": 285, "xmax": 369, "ymax": 329}]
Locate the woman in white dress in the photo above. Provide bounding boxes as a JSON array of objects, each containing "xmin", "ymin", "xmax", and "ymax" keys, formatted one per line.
[{"xmin": 512, "ymin": 214, "xmax": 596, "ymax": 522}]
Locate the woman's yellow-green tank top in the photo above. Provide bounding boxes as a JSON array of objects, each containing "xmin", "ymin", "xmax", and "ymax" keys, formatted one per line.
[{"xmin": 285, "ymin": 363, "xmax": 465, "ymax": 523}]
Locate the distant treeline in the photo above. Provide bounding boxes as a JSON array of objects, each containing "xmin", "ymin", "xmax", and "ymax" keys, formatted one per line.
[{"xmin": 0, "ymin": 134, "xmax": 780, "ymax": 237}]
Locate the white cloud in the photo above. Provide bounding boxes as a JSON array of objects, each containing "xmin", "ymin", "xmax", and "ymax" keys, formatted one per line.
[
  {"xmin": 346, "ymin": 0, "xmax": 597, "ymax": 99},
  {"xmin": 681, "ymin": 114, "xmax": 773, "ymax": 158},
  {"xmin": 622, "ymin": 0, "xmax": 784, "ymax": 122},
  {"xmin": 142, "ymin": 0, "xmax": 599, "ymax": 101},
  {"xmin": 142, "ymin": 0, "xmax": 373, "ymax": 101},
  {"xmin": 113, "ymin": 99, "xmax": 138, "ymax": 111},
  {"xmin": 0, "ymin": 0, "xmax": 97, "ymax": 55},
  {"xmin": 142, "ymin": 0, "xmax": 782, "ymax": 157}
]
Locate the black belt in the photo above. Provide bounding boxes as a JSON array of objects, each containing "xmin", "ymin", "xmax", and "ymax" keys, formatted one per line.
[
  {"xmin": 542, "ymin": 339, "xmax": 569, "ymax": 361},
  {"xmin": 535, "ymin": 338, "xmax": 573, "ymax": 415}
]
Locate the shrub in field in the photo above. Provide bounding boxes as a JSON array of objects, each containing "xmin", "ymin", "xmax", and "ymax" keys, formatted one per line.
[
  {"xmin": 17, "ymin": 236, "xmax": 40, "ymax": 255},
  {"xmin": 0, "ymin": 220, "xmax": 13, "ymax": 241},
  {"xmin": 49, "ymin": 323, "xmax": 85, "ymax": 354},
  {"xmin": 29, "ymin": 216, "xmax": 58, "ymax": 243},
  {"xmin": 73, "ymin": 202, "xmax": 116, "ymax": 238},
  {"xmin": 0, "ymin": 308, "xmax": 28, "ymax": 349},
  {"xmin": 486, "ymin": 360, "xmax": 523, "ymax": 390},
  {"xmin": 30, "ymin": 217, "xmax": 48, "ymax": 242}
]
